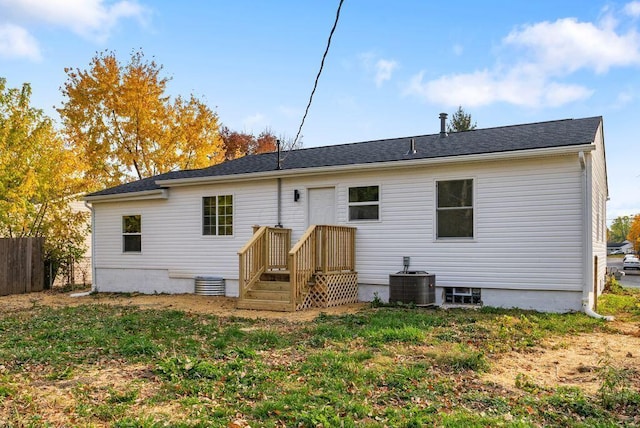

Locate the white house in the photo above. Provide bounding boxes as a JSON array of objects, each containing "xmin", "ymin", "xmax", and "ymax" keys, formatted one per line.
[
  {"xmin": 85, "ymin": 115, "xmax": 608, "ymax": 314},
  {"xmin": 607, "ymin": 240, "xmax": 633, "ymax": 255}
]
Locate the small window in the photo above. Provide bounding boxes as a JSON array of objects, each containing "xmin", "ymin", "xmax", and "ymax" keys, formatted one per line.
[
  {"xmin": 444, "ymin": 287, "xmax": 481, "ymax": 305},
  {"xmin": 349, "ymin": 186, "xmax": 379, "ymax": 221},
  {"xmin": 436, "ymin": 179, "xmax": 473, "ymax": 238},
  {"xmin": 203, "ymin": 195, "xmax": 233, "ymax": 236},
  {"xmin": 122, "ymin": 215, "xmax": 141, "ymax": 252}
]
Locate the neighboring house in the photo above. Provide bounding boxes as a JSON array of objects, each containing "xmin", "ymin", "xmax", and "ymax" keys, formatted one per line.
[
  {"xmin": 607, "ymin": 240, "xmax": 633, "ymax": 255},
  {"xmin": 85, "ymin": 115, "xmax": 608, "ymax": 314}
]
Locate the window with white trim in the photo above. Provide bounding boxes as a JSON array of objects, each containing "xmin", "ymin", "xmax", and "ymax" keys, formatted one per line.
[
  {"xmin": 348, "ymin": 185, "xmax": 379, "ymax": 221},
  {"xmin": 436, "ymin": 179, "xmax": 474, "ymax": 238},
  {"xmin": 122, "ymin": 215, "xmax": 141, "ymax": 252},
  {"xmin": 203, "ymin": 195, "xmax": 233, "ymax": 236}
]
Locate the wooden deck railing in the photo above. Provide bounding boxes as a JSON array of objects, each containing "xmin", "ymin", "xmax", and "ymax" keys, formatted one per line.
[
  {"xmin": 315, "ymin": 225, "xmax": 356, "ymax": 272},
  {"xmin": 239, "ymin": 226, "xmax": 291, "ymax": 300},
  {"xmin": 263, "ymin": 226, "xmax": 291, "ymax": 271},
  {"xmin": 289, "ymin": 225, "xmax": 356, "ymax": 311}
]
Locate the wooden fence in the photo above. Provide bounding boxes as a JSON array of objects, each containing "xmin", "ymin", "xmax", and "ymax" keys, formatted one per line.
[{"xmin": 0, "ymin": 238, "xmax": 45, "ymax": 296}]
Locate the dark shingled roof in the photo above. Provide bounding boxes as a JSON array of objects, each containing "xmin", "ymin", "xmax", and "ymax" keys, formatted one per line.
[{"xmin": 88, "ymin": 116, "xmax": 602, "ymax": 197}]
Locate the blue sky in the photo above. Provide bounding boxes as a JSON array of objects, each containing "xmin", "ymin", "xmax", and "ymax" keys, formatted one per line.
[{"xmin": 1, "ymin": 0, "xmax": 639, "ymax": 223}]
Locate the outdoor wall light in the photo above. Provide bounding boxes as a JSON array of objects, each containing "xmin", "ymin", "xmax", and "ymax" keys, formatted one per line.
[{"xmin": 294, "ymin": 189, "xmax": 300, "ymax": 202}]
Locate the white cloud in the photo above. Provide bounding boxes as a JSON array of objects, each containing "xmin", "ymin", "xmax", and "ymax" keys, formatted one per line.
[
  {"xmin": 405, "ymin": 12, "xmax": 639, "ymax": 108},
  {"xmin": 543, "ymin": 82, "xmax": 594, "ymax": 107},
  {"xmin": 405, "ymin": 69, "xmax": 592, "ymax": 108},
  {"xmin": 504, "ymin": 17, "xmax": 640, "ymax": 74},
  {"xmin": 406, "ymin": 70, "xmax": 491, "ymax": 108},
  {"xmin": 358, "ymin": 52, "xmax": 398, "ymax": 87},
  {"xmin": 0, "ymin": 23, "xmax": 40, "ymax": 60},
  {"xmin": 374, "ymin": 59, "xmax": 398, "ymax": 87},
  {"xmin": 0, "ymin": 0, "xmax": 148, "ymax": 42},
  {"xmin": 624, "ymin": 1, "xmax": 640, "ymax": 18}
]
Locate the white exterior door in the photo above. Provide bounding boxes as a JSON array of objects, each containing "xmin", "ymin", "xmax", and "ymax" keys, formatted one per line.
[{"xmin": 308, "ymin": 187, "xmax": 336, "ymax": 225}]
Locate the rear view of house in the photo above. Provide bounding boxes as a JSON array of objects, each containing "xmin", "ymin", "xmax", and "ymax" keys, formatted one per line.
[{"xmin": 85, "ymin": 115, "xmax": 608, "ymax": 314}]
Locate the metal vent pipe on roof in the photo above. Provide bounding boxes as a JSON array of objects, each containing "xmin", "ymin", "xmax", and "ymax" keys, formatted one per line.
[
  {"xmin": 407, "ymin": 138, "xmax": 416, "ymax": 155},
  {"xmin": 439, "ymin": 113, "xmax": 448, "ymax": 137}
]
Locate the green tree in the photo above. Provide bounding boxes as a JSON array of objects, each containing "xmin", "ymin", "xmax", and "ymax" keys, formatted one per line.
[
  {"xmin": 609, "ymin": 215, "xmax": 632, "ymax": 242},
  {"xmin": 58, "ymin": 50, "xmax": 225, "ymax": 190},
  {"xmin": 0, "ymin": 78, "xmax": 88, "ymax": 284},
  {"xmin": 447, "ymin": 106, "xmax": 477, "ymax": 133}
]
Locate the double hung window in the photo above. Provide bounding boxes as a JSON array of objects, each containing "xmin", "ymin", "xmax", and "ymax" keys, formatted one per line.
[
  {"xmin": 122, "ymin": 215, "xmax": 142, "ymax": 252},
  {"xmin": 203, "ymin": 195, "xmax": 233, "ymax": 236},
  {"xmin": 348, "ymin": 186, "xmax": 379, "ymax": 221},
  {"xmin": 436, "ymin": 179, "xmax": 473, "ymax": 238}
]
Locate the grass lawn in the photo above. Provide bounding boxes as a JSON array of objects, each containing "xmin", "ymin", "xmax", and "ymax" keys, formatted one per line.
[{"xmin": 0, "ymin": 286, "xmax": 639, "ymax": 427}]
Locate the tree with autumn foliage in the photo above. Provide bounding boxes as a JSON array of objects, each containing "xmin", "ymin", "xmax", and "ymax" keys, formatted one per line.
[
  {"xmin": 220, "ymin": 127, "xmax": 278, "ymax": 160},
  {"xmin": 0, "ymin": 78, "xmax": 88, "ymax": 283},
  {"xmin": 58, "ymin": 50, "xmax": 225, "ymax": 190},
  {"xmin": 628, "ymin": 214, "xmax": 640, "ymax": 254}
]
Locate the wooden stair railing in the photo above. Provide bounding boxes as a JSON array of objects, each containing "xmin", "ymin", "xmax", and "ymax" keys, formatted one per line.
[
  {"xmin": 239, "ymin": 225, "xmax": 355, "ymax": 311},
  {"xmin": 288, "ymin": 225, "xmax": 317, "ymax": 311},
  {"xmin": 238, "ymin": 226, "xmax": 291, "ymax": 302},
  {"xmin": 264, "ymin": 226, "xmax": 291, "ymax": 272},
  {"xmin": 289, "ymin": 225, "xmax": 356, "ymax": 311}
]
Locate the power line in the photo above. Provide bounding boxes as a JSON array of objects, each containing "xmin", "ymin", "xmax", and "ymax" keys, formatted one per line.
[{"xmin": 290, "ymin": 0, "xmax": 345, "ymax": 151}]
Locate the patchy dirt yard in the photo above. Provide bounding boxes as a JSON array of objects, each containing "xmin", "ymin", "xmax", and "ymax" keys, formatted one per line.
[
  {"xmin": 2, "ymin": 290, "xmax": 640, "ymax": 400},
  {"xmin": 485, "ymin": 330, "xmax": 640, "ymax": 395},
  {"xmin": 0, "ymin": 289, "xmax": 367, "ymax": 321}
]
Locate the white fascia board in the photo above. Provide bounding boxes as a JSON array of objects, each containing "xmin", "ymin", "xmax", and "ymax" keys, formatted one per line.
[
  {"xmin": 84, "ymin": 188, "xmax": 169, "ymax": 203},
  {"xmin": 156, "ymin": 143, "xmax": 596, "ymax": 188}
]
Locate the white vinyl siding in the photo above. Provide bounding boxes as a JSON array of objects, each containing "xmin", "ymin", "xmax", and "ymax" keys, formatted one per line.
[
  {"xmin": 280, "ymin": 155, "xmax": 584, "ymax": 292},
  {"xmin": 93, "ymin": 180, "xmax": 277, "ymax": 281},
  {"xmin": 92, "ymin": 152, "xmax": 587, "ymax": 297},
  {"xmin": 590, "ymin": 123, "xmax": 608, "ymax": 293}
]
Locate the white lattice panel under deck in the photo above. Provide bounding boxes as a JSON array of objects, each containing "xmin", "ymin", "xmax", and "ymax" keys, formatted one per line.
[{"xmin": 297, "ymin": 272, "xmax": 358, "ymax": 310}]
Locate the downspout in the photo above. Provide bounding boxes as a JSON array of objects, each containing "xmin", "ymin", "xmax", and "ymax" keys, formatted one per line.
[
  {"xmin": 276, "ymin": 177, "xmax": 282, "ymax": 228},
  {"xmin": 276, "ymin": 139, "xmax": 283, "ymax": 228},
  {"xmin": 579, "ymin": 151, "xmax": 613, "ymax": 321}
]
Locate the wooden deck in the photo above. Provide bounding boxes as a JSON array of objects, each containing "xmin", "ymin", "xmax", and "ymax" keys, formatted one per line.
[{"xmin": 237, "ymin": 225, "xmax": 358, "ymax": 312}]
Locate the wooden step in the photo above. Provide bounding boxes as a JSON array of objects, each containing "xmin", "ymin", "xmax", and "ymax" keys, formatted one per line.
[
  {"xmin": 260, "ymin": 271, "xmax": 290, "ymax": 281},
  {"xmin": 245, "ymin": 289, "xmax": 290, "ymax": 301},
  {"xmin": 236, "ymin": 299, "xmax": 293, "ymax": 312},
  {"xmin": 253, "ymin": 280, "xmax": 290, "ymax": 291}
]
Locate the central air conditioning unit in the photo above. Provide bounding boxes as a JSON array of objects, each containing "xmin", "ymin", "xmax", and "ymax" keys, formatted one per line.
[{"xmin": 389, "ymin": 271, "xmax": 436, "ymax": 306}]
